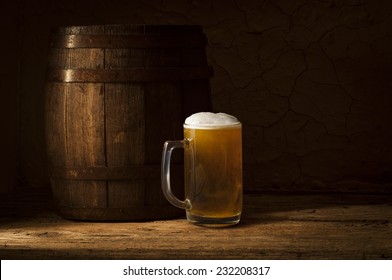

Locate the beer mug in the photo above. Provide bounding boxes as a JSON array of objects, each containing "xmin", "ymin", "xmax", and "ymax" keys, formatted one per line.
[{"xmin": 161, "ymin": 112, "xmax": 242, "ymax": 227}]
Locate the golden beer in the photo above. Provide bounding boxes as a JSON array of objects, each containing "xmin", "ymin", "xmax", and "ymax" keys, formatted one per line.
[
  {"xmin": 184, "ymin": 124, "xmax": 242, "ymax": 225},
  {"xmin": 162, "ymin": 112, "xmax": 242, "ymax": 227}
]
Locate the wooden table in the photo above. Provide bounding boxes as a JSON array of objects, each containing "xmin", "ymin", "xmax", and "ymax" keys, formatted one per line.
[{"xmin": 0, "ymin": 189, "xmax": 391, "ymax": 259}]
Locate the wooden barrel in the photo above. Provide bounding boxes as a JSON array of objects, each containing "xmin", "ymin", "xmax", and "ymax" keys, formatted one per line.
[{"xmin": 45, "ymin": 25, "xmax": 212, "ymax": 221}]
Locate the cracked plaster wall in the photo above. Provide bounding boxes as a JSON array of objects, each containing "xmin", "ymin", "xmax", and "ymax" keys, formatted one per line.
[{"xmin": 11, "ymin": 0, "xmax": 392, "ymax": 192}]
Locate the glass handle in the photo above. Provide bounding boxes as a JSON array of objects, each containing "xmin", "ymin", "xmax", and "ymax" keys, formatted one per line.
[{"xmin": 161, "ymin": 140, "xmax": 192, "ymax": 210}]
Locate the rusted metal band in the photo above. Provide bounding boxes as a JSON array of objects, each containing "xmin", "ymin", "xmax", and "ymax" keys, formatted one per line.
[
  {"xmin": 50, "ymin": 34, "xmax": 207, "ymax": 48},
  {"xmin": 49, "ymin": 165, "xmax": 182, "ymax": 180},
  {"xmin": 47, "ymin": 67, "xmax": 213, "ymax": 82}
]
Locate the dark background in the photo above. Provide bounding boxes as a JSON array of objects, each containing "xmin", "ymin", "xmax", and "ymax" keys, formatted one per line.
[{"xmin": 1, "ymin": 0, "xmax": 392, "ymax": 194}]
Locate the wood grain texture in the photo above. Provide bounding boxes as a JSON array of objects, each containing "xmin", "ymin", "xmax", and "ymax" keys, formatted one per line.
[
  {"xmin": 0, "ymin": 189, "xmax": 391, "ymax": 260},
  {"xmin": 45, "ymin": 25, "xmax": 212, "ymax": 220}
]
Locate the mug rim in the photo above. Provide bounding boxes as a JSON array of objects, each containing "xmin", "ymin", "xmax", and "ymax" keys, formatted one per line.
[{"xmin": 183, "ymin": 122, "xmax": 241, "ymax": 130}]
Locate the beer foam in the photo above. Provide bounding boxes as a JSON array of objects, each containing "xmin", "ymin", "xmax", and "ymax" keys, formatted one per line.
[{"xmin": 185, "ymin": 112, "xmax": 240, "ymax": 128}]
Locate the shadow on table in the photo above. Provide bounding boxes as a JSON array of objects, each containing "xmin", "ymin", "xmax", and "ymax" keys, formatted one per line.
[{"xmin": 238, "ymin": 191, "xmax": 392, "ymax": 228}]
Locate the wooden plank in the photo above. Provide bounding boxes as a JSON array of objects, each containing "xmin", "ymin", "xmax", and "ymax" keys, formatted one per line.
[
  {"xmin": 105, "ymin": 84, "xmax": 145, "ymax": 165},
  {"xmin": 105, "ymin": 83, "xmax": 145, "ymax": 208},
  {"xmin": 0, "ymin": 191, "xmax": 391, "ymax": 259},
  {"xmin": 46, "ymin": 83, "xmax": 107, "ymax": 208},
  {"xmin": 46, "ymin": 40, "xmax": 107, "ymax": 211},
  {"xmin": 62, "ymin": 83, "xmax": 107, "ymax": 207},
  {"xmin": 65, "ymin": 83, "xmax": 106, "ymax": 166}
]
